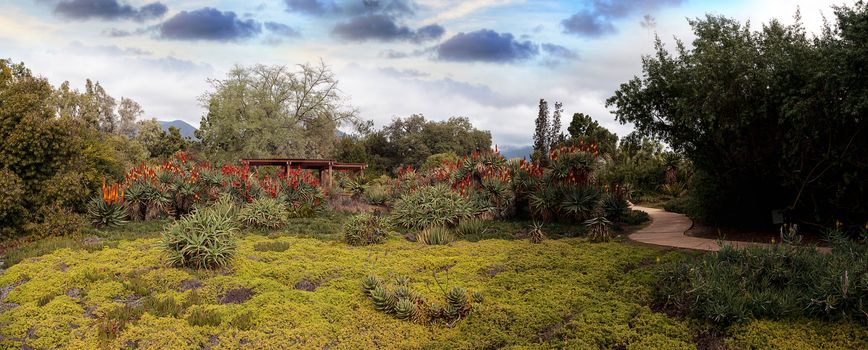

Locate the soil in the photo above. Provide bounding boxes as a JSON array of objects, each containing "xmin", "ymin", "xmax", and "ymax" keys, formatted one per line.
[{"xmin": 686, "ymin": 223, "xmax": 829, "ymax": 247}]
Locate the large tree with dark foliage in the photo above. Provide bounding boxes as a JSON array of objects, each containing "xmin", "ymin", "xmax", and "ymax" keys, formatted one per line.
[{"xmin": 607, "ymin": 5, "xmax": 867, "ymax": 230}]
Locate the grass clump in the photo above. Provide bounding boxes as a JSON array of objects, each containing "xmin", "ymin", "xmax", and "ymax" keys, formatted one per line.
[
  {"xmin": 391, "ymin": 185, "xmax": 474, "ymax": 230},
  {"xmin": 416, "ymin": 226, "xmax": 453, "ymax": 245},
  {"xmin": 159, "ymin": 201, "xmax": 238, "ymax": 269},
  {"xmin": 344, "ymin": 213, "xmax": 390, "ymax": 246},
  {"xmin": 186, "ymin": 307, "xmax": 222, "ymax": 327},
  {"xmin": 237, "ymin": 197, "xmax": 288, "ymax": 229},
  {"xmin": 654, "ymin": 235, "xmax": 868, "ymax": 327},
  {"xmin": 454, "ymin": 218, "xmax": 487, "ymax": 238}
]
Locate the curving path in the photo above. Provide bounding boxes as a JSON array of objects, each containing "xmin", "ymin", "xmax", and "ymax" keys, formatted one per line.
[{"xmin": 629, "ymin": 206, "xmax": 772, "ymax": 251}]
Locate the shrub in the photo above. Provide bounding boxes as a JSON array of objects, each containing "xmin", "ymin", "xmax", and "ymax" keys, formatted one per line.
[
  {"xmin": 416, "ymin": 226, "xmax": 454, "ymax": 245},
  {"xmin": 0, "ymin": 168, "xmax": 26, "ymax": 236},
  {"xmin": 560, "ymin": 185, "xmax": 602, "ymax": 221},
  {"xmin": 528, "ymin": 222, "xmax": 545, "ymax": 244},
  {"xmin": 621, "ymin": 210, "xmax": 651, "ymax": 226},
  {"xmin": 237, "ymin": 197, "xmax": 288, "ymax": 229},
  {"xmin": 391, "ymin": 185, "xmax": 474, "ymax": 230},
  {"xmin": 654, "ymin": 239, "xmax": 868, "ymax": 327},
  {"xmin": 344, "ymin": 213, "xmax": 390, "ymax": 246},
  {"xmin": 454, "ymin": 218, "xmax": 487, "ymax": 238},
  {"xmin": 601, "ymin": 192, "xmax": 629, "ymax": 221},
  {"xmin": 25, "ymin": 204, "xmax": 84, "ymax": 239},
  {"xmin": 363, "ymin": 184, "xmax": 389, "ymax": 205},
  {"xmin": 585, "ymin": 216, "xmax": 613, "ymax": 242},
  {"xmin": 159, "ymin": 202, "xmax": 238, "ymax": 269}
]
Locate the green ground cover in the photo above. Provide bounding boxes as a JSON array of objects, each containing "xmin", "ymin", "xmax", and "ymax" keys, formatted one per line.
[{"xmin": 1, "ymin": 223, "xmax": 865, "ymax": 349}]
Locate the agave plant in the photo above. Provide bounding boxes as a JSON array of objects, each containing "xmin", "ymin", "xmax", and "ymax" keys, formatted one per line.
[
  {"xmin": 394, "ymin": 298, "xmax": 418, "ymax": 320},
  {"xmin": 159, "ymin": 202, "xmax": 238, "ymax": 269},
  {"xmin": 416, "ymin": 226, "xmax": 454, "ymax": 245},
  {"xmin": 560, "ymin": 185, "xmax": 601, "ymax": 222},
  {"xmin": 528, "ymin": 222, "xmax": 546, "ymax": 244}
]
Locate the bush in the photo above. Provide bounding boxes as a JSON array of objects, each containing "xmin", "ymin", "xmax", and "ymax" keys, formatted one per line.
[
  {"xmin": 663, "ymin": 196, "xmax": 695, "ymax": 216},
  {"xmin": 159, "ymin": 202, "xmax": 238, "ymax": 269},
  {"xmin": 621, "ymin": 210, "xmax": 651, "ymax": 226},
  {"xmin": 601, "ymin": 192, "xmax": 629, "ymax": 221},
  {"xmin": 0, "ymin": 168, "xmax": 26, "ymax": 237},
  {"xmin": 654, "ymin": 239, "xmax": 868, "ymax": 327},
  {"xmin": 363, "ymin": 184, "xmax": 389, "ymax": 205},
  {"xmin": 416, "ymin": 226, "xmax": 453, "ymax": 245},
  {"xmin": 344, "ymin": 213, "xmax": 389, "ymax": 246},
  {"xmin": 454, "ymin": 218, "xmax": 487, "ymax": 238},
  {"xmin": 390, "ymin": 185, "xmax": 474, "ymax": 230},
  {"xmin": 237, "ymin": 197, "xmax": 288, "ymax": 229},
  {"xmin": 25, "ymin": 204, "xmax": 84, "ymax": 239}
]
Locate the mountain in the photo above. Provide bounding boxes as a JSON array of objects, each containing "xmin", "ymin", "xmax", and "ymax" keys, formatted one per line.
[
  {"xmin": 500, "ymin": 144, "xmax": 533, "ymax": 160},
  {"xmin": 159, "ymin": 120, "xmax": 197, "ymax": 139}
]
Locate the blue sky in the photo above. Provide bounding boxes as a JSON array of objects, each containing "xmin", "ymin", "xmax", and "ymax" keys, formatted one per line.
[{"xmin": 0, "ymin": 0, "xmax": 843, "ymax": 147}]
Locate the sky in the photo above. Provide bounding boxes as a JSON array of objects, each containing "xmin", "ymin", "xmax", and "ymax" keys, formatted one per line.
[{"xmin": 0, "ymin": 0, "xmax": 846, "ymax": 148}]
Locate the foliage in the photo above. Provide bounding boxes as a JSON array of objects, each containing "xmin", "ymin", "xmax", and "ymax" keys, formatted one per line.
[
  {"xmin": 601, "ymin": 188, "xmax": 629, "ymax": 222},
  {"xmin": 0, "ymin": 168, "xmax": 26, "ymax": 236},
  {"xmin": 253, "ymin": 240, "xmax": 291, "ymax": 252},
  {"xmin": 343, "ymin": 213, "xmax": 389, "ymax": 246},
  {"xmin": 567, "ymin": 112, "xmax": 619, "ymax": 155},
  {"xmin": 654, "ymin": 239, "xmax": 868, "ymax": 327},
  {"xmin": 585, "ymin": 216, "xmax": 613, "ymax": 242},
  {"xmin": 528, "ymin": 222, "xmax": 545, "ymax": 244},
  {"xmin": 159, "ymin": 202, "xmax": 238, "ymax": 269},
  {"xmin": 362, "ymin": 184, "xmax": 389, "ymax": 205},
  {"xmin": 86, "ymin": 182, "xmax": 127, "ymax": 228},
  {"xmin": 422, "ymin": 152, "xmax": 460, "ymax": 172},
  {"xmin": 135, "ymin": 119, "xmax": 187, "ymax": 159},
  {"xmin": 390, "ymin": 185, "xmax": 474, "ymax": 230},
  {"xmin": 621, "ymin": 210, "xmax": 651, "ymax": 226},
  {"xmin": 607, "ymin": 7, "xmax": 868, "ymax": 229},
  {"xmin": 454, "ymin": 218, "xmax": 488, "ymax": 238},
  {"xmin": 197, "ymin": 62, "xmax": 357, "ymax": 162},
  {"xmin": 24, "ymin": 204, "xmax": 84, "ymax": 239},
  {"xmin": 362, "ymin": 274, "xmax": 477, "ymax": 324},
  {"xmin": 237, "ymin": 197, "xmax": 288, "ymax": 229},
  {"xmin": 663, "ymin": 197, "xmax": 696, "ymax": 217},
  {"xmin": 415, "ymin": 226, "xmax": 454, "ymax": 245},
  {"xmin": 2, "ymin": 233, "xmax": 864, "ymax": 348}
]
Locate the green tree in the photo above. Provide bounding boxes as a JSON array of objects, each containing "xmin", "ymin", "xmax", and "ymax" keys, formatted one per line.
[
  {"xmin": 607, "ymin": 6, "xmax": 868, "ymax": 228},
  {"xmin": 197, "ymin": 62, "xmax": 357, "ymax": 162},
  {"xmin": 566, "ymin": 112, "xmax": 618, "ymax": 155},
  {"xmin": 532, "ymin": 99, "xmax": 549, "ymax": 165}
]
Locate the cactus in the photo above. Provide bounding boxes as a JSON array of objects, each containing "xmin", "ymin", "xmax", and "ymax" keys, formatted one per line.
[
  {"xmin": 394, "ymin": 298, "xmax": 417, "ymax": 320},
  {"xmin": 370, "ymin": 286, "xmax": 396, "ymax": 313}
]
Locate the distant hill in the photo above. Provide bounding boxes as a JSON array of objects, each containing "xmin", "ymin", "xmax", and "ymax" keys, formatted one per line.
[
  {"xmin": 500, "ymin": 145, "xmax": 533, "ymax": 160},
  {"xmin": 159, "ymin": 120, "xmax": 197, "ymax": 139}
]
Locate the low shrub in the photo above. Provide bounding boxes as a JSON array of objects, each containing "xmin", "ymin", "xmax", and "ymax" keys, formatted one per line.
[
  {"xmin": 253, "ymin": 240, "xmax": 291, "ymax": 252},
  {"xmin": 344, "ymin": 213, "xmax": 390, "ymax": 246},
  {"xmin": 454, "ymin": 218, "xmax": 488, "ymax": 238},
  {"xmin": 416, "ymin": 226, "xmax": 453, "ymax": 245},
  {"xmin": 159, "ymin": 202, "xmax": 238, "ymax": 269},
  {"xmin": 363, "ymin": 184, "xmax": 389, "ymax": 205},
  {"xmin": 663, "ymin": 196, "xmax": 695, "ymax": 216},
  {"xmin": 621, "ymin": 209, "xmax": 651, "ymax": 226},
  {"xmin": 391, "ymin": 185, "xmax": 474, "ymax": 230},
  {"xmin": 237, "ymin": 197, "xmax": 288, "ymax": 229},
  {"xmin": 654, "ymin": 237, "xmax": 868, "ymax": 327},
  {"xmin": 25, "ymin": 204, "xmax": 84, "ymax": 239}
]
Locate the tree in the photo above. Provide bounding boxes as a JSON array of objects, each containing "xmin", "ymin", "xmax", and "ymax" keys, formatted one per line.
[
  {"xmin": 566, "ymin": 112, "xmax": 618, "ymax": 155},
  {"xmin": 607, "ymin": 6, "xmax": 868, "ymax": 229},
  {"xmin": 136, "ymin": 118, "xmax": 186, "ymax": 159},
  {"xmin": 197, "ymin": 62, "xmax": 357, "ymax": 162},
  {"xmin": 549, "ymin": 102, "xmax": 563, "ymax": 148},
  {"xmin": 532, "ymin": 99, "xmax": 550, "ymax": 165},
  {"xmin": 117, "ymin": 97, "xmax": 143, "ymax": 138}
]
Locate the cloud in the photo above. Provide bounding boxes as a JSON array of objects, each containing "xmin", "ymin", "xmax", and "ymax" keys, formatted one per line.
[
  {"xmin": 435, "ymin": 29, "xmax": 538, "ymax": 63},
  {"xmin": 284, "ymin": 0, "xmax": 416, "ymax": 17},
  {"xmin": 158, "ymin": 8, "xmax": 261, "ymax": 41},
  {"xmin": 562, "ymin": 0, "xmax": 683, "ymax": 37},
  {"xmin": 52, "ymin": 0, "xmax": 167, "ymax": 21},
  {"xmin": 265, "ymin": 21, "xmax": 300, "ymax": 37},
  {"xmin": 541, "ymin": 43, "xmax": 578, "ymax": 60},
  {"xmin": 331, "ymin": 14, "xmax": 443, "ymax": 43}
]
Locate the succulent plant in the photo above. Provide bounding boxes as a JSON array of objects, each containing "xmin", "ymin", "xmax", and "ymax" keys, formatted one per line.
[
  {"xmin": 361, "ymin": 275, "xmax": 380, "ymax": 294},
  {"xmin": 416, "ymin": 226, "xmax": 454, "ymax": 245},
  {"xmin": 370, "ymin": 286, "xmax": 396, "ymax": 313},
  {"xmin": 394, "ymin": 298, "xmax": 417, "ymax": 320},
  {"xmin": 394, "ymin": 285, "xmax": 412, "ymax": 300},
  {"xmin": 447, "ymin": 287, "xmax": 468, "ymax": 310},
  {"xmin": 394, "ymin": 274, "xmax": 410, "ymax": 287},
  {"xmin": 528, "ymin": 222, "xmax": 546, "ymax": 244}
]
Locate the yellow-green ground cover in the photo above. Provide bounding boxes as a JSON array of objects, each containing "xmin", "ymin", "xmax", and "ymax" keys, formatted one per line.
[{"xmin": 1, "ymin": 233, "xmax": 866, "ymax": 349}]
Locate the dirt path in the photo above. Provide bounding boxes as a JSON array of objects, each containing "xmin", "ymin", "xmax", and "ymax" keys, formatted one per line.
[{"xmin": 629, "ymin": 206, "xmax": 772, "ymax": 251}]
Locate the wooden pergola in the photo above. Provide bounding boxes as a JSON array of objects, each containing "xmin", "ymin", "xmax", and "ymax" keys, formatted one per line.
[{"xmin": 242, "ymin": 158, "xmax": 367, "ymax": 188}]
